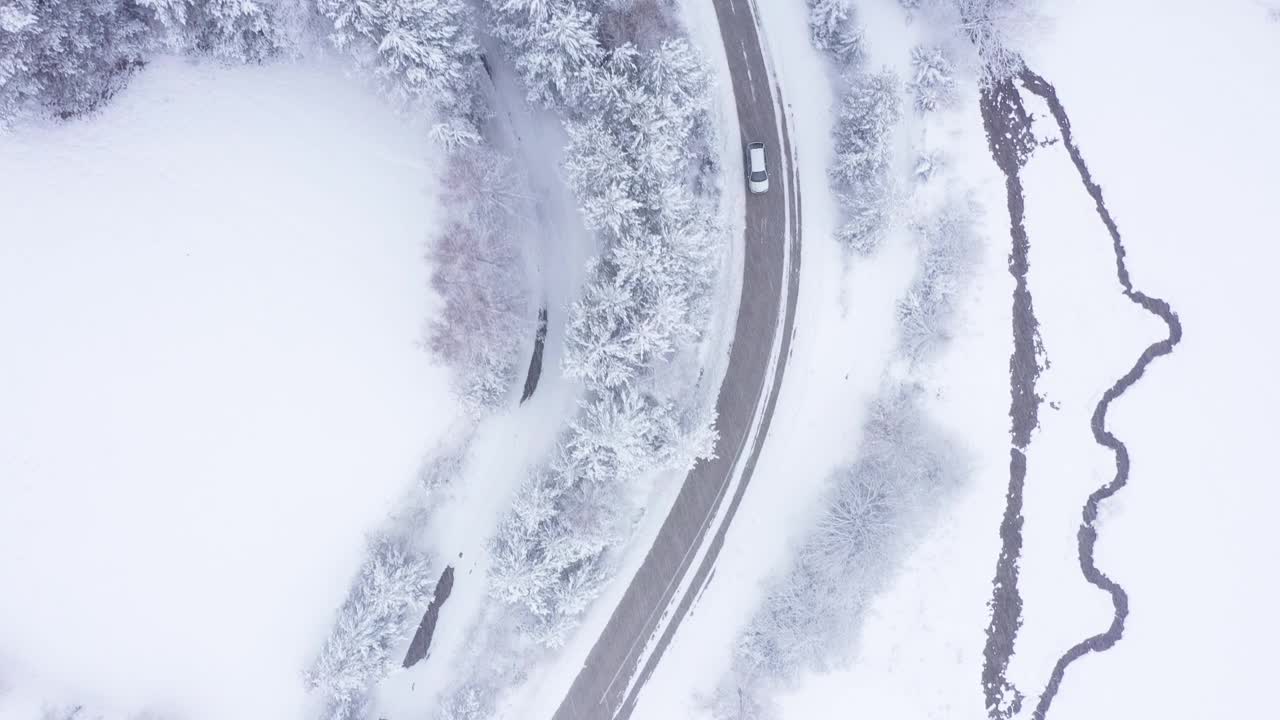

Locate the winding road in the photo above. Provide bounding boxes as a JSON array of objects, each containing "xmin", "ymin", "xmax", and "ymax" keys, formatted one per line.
[{"xmin": 551, "ymin": 0, "xmax": 801, "ymax": 717}]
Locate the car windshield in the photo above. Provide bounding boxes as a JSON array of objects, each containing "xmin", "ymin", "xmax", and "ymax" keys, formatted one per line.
[{"xmin": 750, "ymin": 170, "xmax": 767, "ymax": 181}]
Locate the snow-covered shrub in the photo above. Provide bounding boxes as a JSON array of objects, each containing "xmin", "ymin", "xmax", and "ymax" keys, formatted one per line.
[
  {"xmin": 561, "ymin": 41, "xmax": 720, "ymax": 380},
  {"xmin": 830, "ymin": 70, "xmax": 900, "ymax": 196},
  {"xmin": 718, "ymin": 388, "xmax": 960, "ymax": 716},
  {"xmin": 806, "ymin": 0, "xmax": 863, "ymax": 64},
  {"xmin": 802, "ymin": 0, "xmax": 901, "ymax": 259},
  {"xmin": 829, "ymin": 69, "xmax": 901, "ymax": 254},
  {"xmin": 306, "ymin": 538, "xmax": 435, "ymax": 720},
  {"xmin": 419, "ymin": 439, "xmax": 469, "ymax": 494},
  {"xmin": 897, "ymin": 194, "xmax": 980, "ymax": 362},
  {"xmin": 2, "ymin": 0, "xmax": 488, "ymax": 138},
  {"xmin": 436, "ymin": 682, "xmax": 490, "ymax": 720},
  {"xmin": 429, "ymin": 146, "xmax": 530, "ymax": 413},
  {"xmin": 908, "ymin": 45, "xmax": 958, "ymax": 112},
  {"xmin": 902, "ymin": 0, "xmax": 1041, "ymax": 83},
  {"xmin": 952, "ymin": 0, "xmax": 1033, "ymax": 82},
  {"xmin": 913, "ymin": 148, "xmax": 945, "ymax": 181}
]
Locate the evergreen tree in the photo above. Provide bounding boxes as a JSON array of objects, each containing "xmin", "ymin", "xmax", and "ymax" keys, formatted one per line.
[
  {"xmin": 908, "ymin": 44, "xmax": 957, "ymax": 112},
  {"xmin": 306, "ymin": 538, "xmax": 435, "ymax": 719},
  {"xmin": 830, "ymin": 69, "xmax": 901, "ymax": 253},
  {"xmin": 317, "ymin": 0, "xmax": 486, "ymax": 141},
  {"xmin": 0, "ymin": 0, "xmax": 152, "ymax": 124}
]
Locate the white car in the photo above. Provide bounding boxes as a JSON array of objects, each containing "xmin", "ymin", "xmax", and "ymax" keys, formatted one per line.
[{"xmin": 747, "ymin": 141, "xmax": 769, "ymax": 194}]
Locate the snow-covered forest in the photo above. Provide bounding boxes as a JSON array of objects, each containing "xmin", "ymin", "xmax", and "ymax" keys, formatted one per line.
[{"xmin": 480, "ymin": 0, "xmax": 724, "ymax": 648}]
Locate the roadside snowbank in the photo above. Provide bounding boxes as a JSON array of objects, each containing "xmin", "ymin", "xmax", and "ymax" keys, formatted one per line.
[{"xmin": 0, "ymin": 57, "xmax": 458, "ymax": 720}]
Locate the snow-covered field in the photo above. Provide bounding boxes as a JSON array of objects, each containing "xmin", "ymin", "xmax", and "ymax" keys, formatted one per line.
[
  {"xmin": 0, "ymin": 57, "xmax": 458, "ymax": 719},
  {"xmin": 1014, "ymin": 0, "xmax": 1280, "ymax": 716}
]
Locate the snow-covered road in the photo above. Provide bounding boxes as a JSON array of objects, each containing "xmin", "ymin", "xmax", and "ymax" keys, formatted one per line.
[{"xmin": 549, "ymin": 0, "xmax": 803, "ymax": 715}]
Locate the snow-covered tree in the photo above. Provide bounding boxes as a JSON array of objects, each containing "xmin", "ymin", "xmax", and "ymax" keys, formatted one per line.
[
  {"xmin": 138, "ymin": 0, "xmax": 289, "ymax": 61},
  {"xmin": 306, "ymin": 538, "xmax": 434, "ymax": 719},
  {"xmin": 484, "ymin": 0, "xmax": 604, "ymax": 108},
  {"xmin": 903, "ymin": 0, "xmax": 1041, "ymax": 83},
  {"xmin": 429, "ymin": 146, "xmax": 531, "ymax": 412},
  {"xmin": 897, "ymin": 194, "xmax": 979, "ymax": 361},
  {"xmin": 722, "ymin": 387, "xmax": 961, "ymax": 715},
  {"xmin": 317, "ymin": 0, "xmax": 486, "ymax": 139},
  {"xmin": 436, "ymin": 682, "xmax": 491, "ymax": 720},
  {"xmin": 951, "ymin": 0, "xmax": 1031, "ymax": 81},
  {"xmin": 830, "ymin": 69, "xmax": 899, "ymax": 190},
  {"xmin": 908, "ymin": 44, "xmax": 957, "ymax": 112},
  {"xmin": 829, "ymin": 69, "xmax": 901, "ymax": 253},
  {"xmin": 0, "ymin": 0, "xmax": 153, "ymax": 124},
  {"xmin": 806, "ymin": 0, "xmax": 862, "ymax": 64}
]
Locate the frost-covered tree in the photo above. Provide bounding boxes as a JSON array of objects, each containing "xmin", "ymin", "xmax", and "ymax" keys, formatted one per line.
[
  {"xmin": 908, "ymin": 45, "xmax": 957, "ymax": 112},
  {"xmin": 0, "ymin": 0, "xmax": 153, "ymax": 123},
  {"xmin": 317, "ymin": 0, "xmax": 485, "ymax": 142},
  {"xmin": 484, "ymin": 0, "xmax": 604, "ymax": 108},
  {"xmin": 138, "ymin": 0, "xmax": 289, "ymax": 61},
  {"xmin": 829, "ymin": 69, "xmax": 901, "ymax": 254},
  {"xmin": 430, "ymin": 221, "xmax": 527, "ymax": 411},
  {"xmin": 560, "ymin": 39, "xmax": 716, "ymax": 389},
  {"xmin": 489, "ymin": 386, "xmax": 714, "ymax": 647},
  {"xmin": 436, "ymin": 682, "xmax": 491, "ymax": 720},
  {"xmin": 720, "ymin": 388, "xmax": 960, "ymax": 716},
  {"xmin": 903, "ymin": 0, "xmax": 1041, "ymax": 83},
  {"xmin": 806, "ymin": 0, "xmax": 862, "ymax": 64},
  {"xmin": 429, "ymin": 148, "xmax": 530, "ymax": 412},
  {"xmin": 306, "ymin": 538, "xmax": 435, "ymax": 720},
  {"xmin": 951, "ymin": 0, "xmax": 1031, "ymax": 81},
  {"xmin": 897, "ymin": 194, "xmax": 979, "ymax": 361}
]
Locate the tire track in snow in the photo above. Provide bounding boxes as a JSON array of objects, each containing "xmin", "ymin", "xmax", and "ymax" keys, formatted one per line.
[{"xmin": 1017, "ymin": 68, "xmax": 1184, "ymax": 720}]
